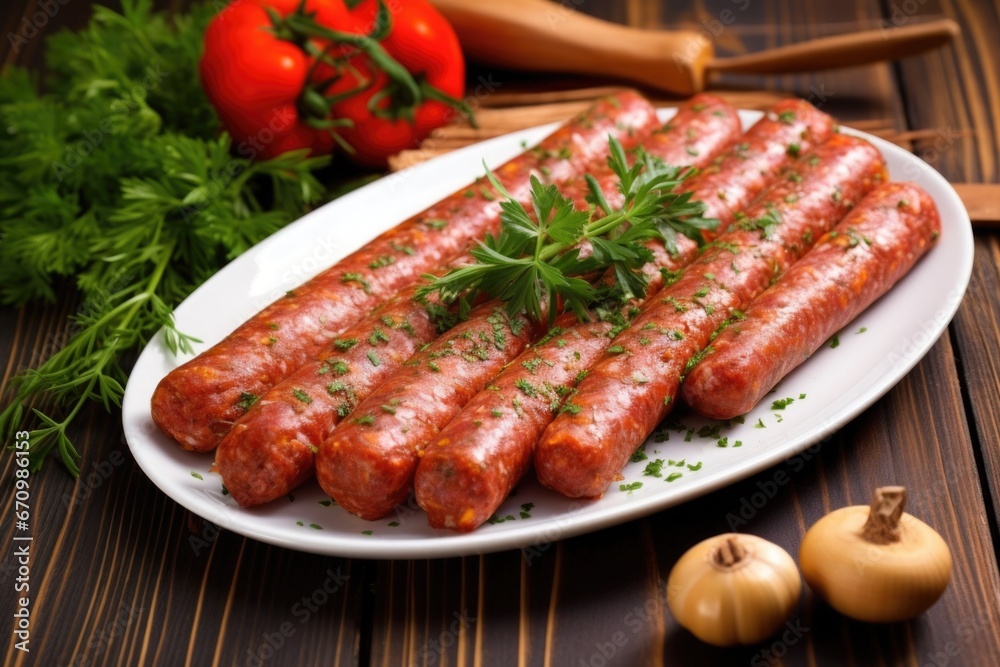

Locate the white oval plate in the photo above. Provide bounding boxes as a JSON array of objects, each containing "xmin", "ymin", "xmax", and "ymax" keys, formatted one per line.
[{"xmin": 122, "ymin": 109, "xmax": 973, "ymax": 559}]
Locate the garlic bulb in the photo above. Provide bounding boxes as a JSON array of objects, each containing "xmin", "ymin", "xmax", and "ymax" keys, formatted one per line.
[
  {"xmin": 667, "ymin": 533, "xmax": 801, "ymax": 646},
  {"xmin": 799, "ymin": 486, "xmax": 952, "ymax": 623}
]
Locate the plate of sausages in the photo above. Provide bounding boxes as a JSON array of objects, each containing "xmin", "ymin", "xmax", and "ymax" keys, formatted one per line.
[{"xmin": 122, "ymin": 90, "xmax": 973, "ymax": 559}]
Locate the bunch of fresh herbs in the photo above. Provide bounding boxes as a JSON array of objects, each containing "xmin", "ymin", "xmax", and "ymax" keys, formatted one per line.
[{"xmin": 0, "ymin": 0, "xmax": 329, "ymax": 474}]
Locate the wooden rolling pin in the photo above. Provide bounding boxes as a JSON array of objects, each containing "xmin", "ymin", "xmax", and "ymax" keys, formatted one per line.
[{"xmin": 431, "ymin": 0, "xmax": 959, "ymax": 95}]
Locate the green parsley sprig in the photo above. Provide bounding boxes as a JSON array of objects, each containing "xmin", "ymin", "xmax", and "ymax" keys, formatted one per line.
[
  {"xmin": 420, "ymin": 137, "xmax": 716, "ymax": 324},
  {"xmin": 0, "ymin": 0, "xmax": 329, "ymax": 474}
]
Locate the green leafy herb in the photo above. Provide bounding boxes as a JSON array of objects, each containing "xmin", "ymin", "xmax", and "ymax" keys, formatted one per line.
[
  {"xmin": 772, "ymin": 397, "xmax": 795, "ymax": 410},
  {"xmin": 334, "ymin": 338, "xmax": 359, "ymax": 351},
  {"xmin": 236, "ymin": 392, "xmax": 259, "ymax": 413},
  {"xmin": 368, "ymin": 255, "xmax": 395, "ymax": 270},
  {"xmin": 341, "ymin": 272, "xmax": 372, "ymax": 293},
  {"xmin": 419, "ymin": 138, "xmax": 713, "ymax": 324},
  {"xmin": 0, "ymin": 1, "xmax": 330, "ymax": 473},
  {"xmin": 643, "ymin": 459, "xmax": 665, "ymax": 477}
]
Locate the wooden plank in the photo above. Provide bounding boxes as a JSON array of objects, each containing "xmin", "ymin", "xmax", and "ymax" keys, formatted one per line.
[
  {"xmin": 892, "ymin": 0, "xmax": 1000, "ymax": 533},
  {"xmin": 3, "ymin": 0, "xmax": 1000, "ymax": 664},
  {"xmin": 949, "ymin": 236, "xmax": 1000, "ymax": 525},
  {"xmin": 0, "ymin": 402, "xmax": 365, "ymax": 666}
]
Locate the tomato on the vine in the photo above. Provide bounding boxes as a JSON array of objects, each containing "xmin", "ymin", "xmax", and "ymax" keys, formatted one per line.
[
  {"xmin": 199, "ymin": 0, "xmax": 471, "ymax": 166},
  {"xmin": 322, "ymin": 0, "xmax": 469, "ymax": 166}
]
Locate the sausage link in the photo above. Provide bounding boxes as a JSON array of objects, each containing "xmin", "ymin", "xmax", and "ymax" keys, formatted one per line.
[
  {"xmin": 216, "ymin": 96, "xmax": 740, "ymax": 508},
  {"xmin": 317, "ymin": 303, "xmax": 543, "ymax": 520},
  {"xmin": 688, "ymin": 99, "xmax": 835, "ymax": 233},
  {"xmin": 413, "ymin": 100, "xmax": 829, "ymax": 529},
  {"xmin": 681, "ymin": 182, "xmax": 941, "ymax": 419},
  {"xmin": 414, "ymin": 241, "xmax": 688, "ymax": 531},
  {"xmin": 151, "ymin": 90, "xmax": 659, "ymax": 452},
  {"xmin": 534, "ymin": 134, "xmax": 888, "ymax": 499},
  {"xmin": 412, "ymin": 96, "xmax": 748, "ymax": 531},
  {"xmin": 214, "ymin": 276, "xmax": 453, "ymax": 507}
]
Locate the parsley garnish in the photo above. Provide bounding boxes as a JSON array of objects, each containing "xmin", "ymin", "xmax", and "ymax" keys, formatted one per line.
[
  {"xmin": 292, "ymin": 389, "xmax": 312, "ymax": 404},
  {"xmin": 236, "ymin": 392, "xmax": 259, "ymax": 413},
  {"xmin": 514, "ymin": 379, "xmax": 538, "ymax": 397},
  {"xmin": 772, "ymin": 397, "xmax": 795, "ymax": 410},
  {"xmin": 0, "ymin": 2, "xmax": 330, "ymax": 474},
  {"xmin": 368, "ymin": 255, "xmax": 395, "ymax": 270},
  {"xmin": 419, "ymin": 137, "xmax": 715, "ymax": 325},
  {"xmin": 341, "ymin": 272, "xmax": 372, "ymax": 293},
  {"xmin": 619, "ymin": 482, "xmax": 643, "ymax": 494},
  {"xmin": 643, "ymin": 459, "xmax": 665, "ymax": 477},
  {"xmin": 334, "ymin": 338, "xmax": 359, "ymax": 351},
  {"xmin": 390, "ymin": 242, "xmax": 416, "ymax": 255},
  {"xmin": 684, "ymin": 346, "xmax": 714, "ymax": 374}
]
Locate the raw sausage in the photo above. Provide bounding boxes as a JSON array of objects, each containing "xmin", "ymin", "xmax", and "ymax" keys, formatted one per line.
[
  {"xmin": 214, "ymin": 277, "xmax": 452, "ymax": 507},
  {"xmin": 681, "ymin": 182, "xmax": 941, "ymax": 419},
  {"xmin": 215, "ymin": 95, "xmax": 740, "ymax": 507},
  {"xmin": 534, "ymin": 134, "xmax": 887, "ymax": 499},
  {"xmin": 413, "ymin": 99, "xmax": 833, "ymax": 530},
  {"xmin": 688, "ymin": 98, "xmax": 835, "ymax": 233},
  {"xmin": 317, "ymin": 301, "xmax": 542, "ymax": 520},
  {"xmin": 319, "ymin": 96, "xmax": 744, "ymax": 521},
  {"xmin": 414, "ymin": 241, "xmax": 687, "ymax": 531},
  {"xmin": 151, "ymin": 90, "xmax": 659, "ymax": 452}
]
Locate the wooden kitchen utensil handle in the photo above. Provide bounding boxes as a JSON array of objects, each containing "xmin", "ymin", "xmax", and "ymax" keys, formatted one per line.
[
  {"xmin": 431, "ymin": 0, "xmax": 959, "ymax": 95},
  {"xmin": 710, "ymin": 19, "xmax": 960, "ymax": 74},
  {"xmin": 430, "ymin": 0, "xmax": 713, "ymax": 95}
]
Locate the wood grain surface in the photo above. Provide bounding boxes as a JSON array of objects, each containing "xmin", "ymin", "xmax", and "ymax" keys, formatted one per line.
[{"xmin": 2, "ymin": 1, "xmax": 1000, "ymax": 666}]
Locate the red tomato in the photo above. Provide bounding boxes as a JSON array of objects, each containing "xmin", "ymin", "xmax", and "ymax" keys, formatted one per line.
[{"xmin": 200, "ymin": 0, "xmax": 469, "ymax": 165}]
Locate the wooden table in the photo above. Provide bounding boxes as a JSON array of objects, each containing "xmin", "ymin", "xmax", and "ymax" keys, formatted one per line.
[{"xmin": 3, "ymin": 1, "xmax": 999, "ymax": 665}]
